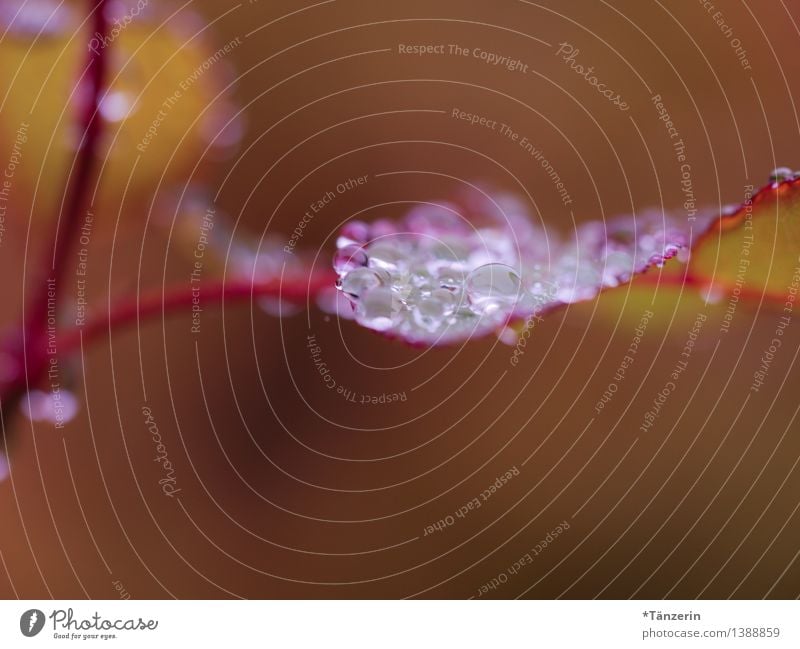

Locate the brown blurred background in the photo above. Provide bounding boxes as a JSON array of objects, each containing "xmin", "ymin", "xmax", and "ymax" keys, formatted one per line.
[{"xmin": 0, "ymin": 0, "xmax": 799, "ymax": 599}]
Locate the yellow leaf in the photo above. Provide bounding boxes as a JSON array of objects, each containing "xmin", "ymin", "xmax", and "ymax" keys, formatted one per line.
[
  {"xmin": 0, "ymin": 3, "xmax": 241, "ymax": 214},
  {"xmin": 689, "ymin": 179, "xmax": 800, "ymax": 307}
]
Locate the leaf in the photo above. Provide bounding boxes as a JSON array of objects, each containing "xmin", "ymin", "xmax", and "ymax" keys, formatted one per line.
[
  {"xmin": 0, "ymin": 2, "xmax": 242, "ymax": 213},
  {"xmin": 568, "ymin": 264, "xmax": 712, "ymax": 338},
  {"xmin": 688, "ymin": 175, "xmax": 800, "ymax": 307},
  {"xmin": 332, "ymin": 195, "xmax": 715, "ymax": 344},
  {"xmin": 332, "ymin": 172, "xmax": 800, "ymax": 345}
]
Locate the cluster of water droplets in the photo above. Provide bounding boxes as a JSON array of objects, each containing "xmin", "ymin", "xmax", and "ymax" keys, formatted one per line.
[
  {"xmin": 333, "ymin": 200, "xmax": 714, "ymax": 344},
  {"xmin": 768, "ymin": 167, "xmax": 800, "ymax": 187}
]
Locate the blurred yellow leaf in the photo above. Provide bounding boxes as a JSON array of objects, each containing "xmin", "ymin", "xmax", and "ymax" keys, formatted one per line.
[{"xmin": 0, "ymin": 3, "xmax": 241, "ymax": 215}]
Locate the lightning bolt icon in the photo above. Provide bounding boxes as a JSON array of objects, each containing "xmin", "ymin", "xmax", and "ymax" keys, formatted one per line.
[{"xmin": 28, "ymin": 611, "xmax": 38, "ymax": 632}]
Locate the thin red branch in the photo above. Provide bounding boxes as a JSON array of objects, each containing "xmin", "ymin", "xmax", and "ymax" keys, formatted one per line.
[
  {"xmin": 0, "ymin": 0, "xmax": 109, "ymax": 419},
  {"xmin": 58, "ymin": 271, "xmax": 336, "ymax": 355}
]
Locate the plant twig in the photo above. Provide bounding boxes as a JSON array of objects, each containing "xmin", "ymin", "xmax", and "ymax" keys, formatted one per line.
[
  {"xmin": 0, "ymin": 0, "xmax": 109, "ymax": 421},
  {"xmin": 59, "ymin": 271, "xmax": 336, "ymax": 355}
]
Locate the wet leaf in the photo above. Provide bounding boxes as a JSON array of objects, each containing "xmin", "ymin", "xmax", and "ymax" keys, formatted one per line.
[
  {"xmin": 333, "ymin": 173, "xmax": 800, "ymax": 345},
  {"xmin": 333, "ymin": 196, "xmax": 713, "ymax": 344}
]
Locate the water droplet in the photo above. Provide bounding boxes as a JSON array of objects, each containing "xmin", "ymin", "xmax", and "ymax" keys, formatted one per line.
[
  {"xmin": 333, "ymin": 244, "xmax": 368, "ymax": 275},
  {"xmin": 412, "ymin": 295, "xmax": 448, "ymax": 331},
  {"xmin": 430, "ymin": 288, "xmax": 458, "ymax": 315},
  {"xmin": 355, "ymin": 288, "xmax": 404, "ymax": 331},
  {"xmin": 410, "ymin": 288, "xmax": 461, "ymax": 331},
  {"xmin": 258, "ymin": 296, "xmax": 302, "ymax": 317},
  {"xmin": 769, "ymin": 167, "xmax": 795, "ymax": 185},
  {"xmin": 638, "ymin": 234, "xmax": 656, "ymax": 252},
  {"xmin": 721, "ymin": 203, "xmax": 739, "ymax": 217},
  {"xmin": 466, "ymin": 263, "xmax": 523, "ymax": 313},
  {"xmin": 337, "ymin": 220, "xmax": 370, "ymax": 247},
  {"xmin": 0, "ymin": 0, "xmax": 76, "ymax": 38},
  {"xmin": 339, "ymin": 267, "xmax": 387, "ymax": 299},
  {"xmin": 662, "ymin": 243, "xmax": 680, "ymax": 258},
  {"xmin": 20, "ymin": 389, "xmax": 79, "ymax": 426},
  {"xmin": 409, "ymin": 268, "xmax": 436, "ymax": 290},
  {"xmin": 370, "ymin": 219, "xmax": 398, "ymax": 239},
  {"xmin": 367, "ymin": 241, "xmax": 406, "ymax": 272},
  {"xmin": 513, "ymin": 289, "xmax": 543, "ymax": 314},
  {"xmin": 555, "ymin": 262, "xmax": 601, "ymax": 302},
  {"xmin": 602, "ymin": 251, "xmax": 635, "ymax": 287},
  {"xmin": 406, "ymin": 203, "xmax": 464, "ymax": 234},
  {"xmin": 316, "ymin": 286, "xmax": 355, "ymax": 320},
  {"xmin": 437, "ymin": 268, "xmax": 465, "ymax": 292},
  {"xmin": 99, "ymin": 90, "xmax": 135, "ymax": 122},
  {"xmin": 426, "ymin": 241, "xmax": 469, "ymax": 267},
  {"xmin": 497, "ymin": 326, "xmax": 519, "ymax": 346},
  {"xmin": 702, "ymin": 283, "xmax": 725, "ymax": 305}
]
